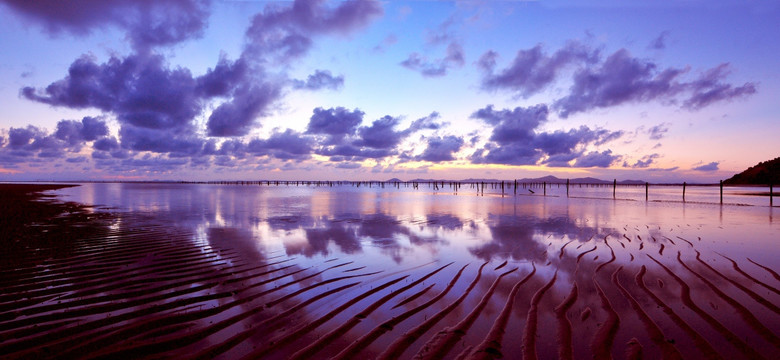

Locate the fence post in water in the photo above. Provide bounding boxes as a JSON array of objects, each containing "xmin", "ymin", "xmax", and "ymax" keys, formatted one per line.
[
  {"xmin": 683, "ymin": 182, "xmax": 686, "ymax": 202},
  {"xmin": 645, "ymin": 182, "xmax": 649, "ymax": 201},
  {"xmin": 720, "ymin": 180, "xmax": 723, "ymax": 205},
  {"xmin": 771, "ymin": 183, "xmax": 774, "ymax": 207},
  {"xmin": 566, "ymin": 179, "xmax": 570, "ymax": 197},
  {"xmin": 543, "ymin": 181, "xmax": 546, "ymax": 196},
  {"xmin": 613, "ymin": 179, "xmax": 616, "ymax": 199}
]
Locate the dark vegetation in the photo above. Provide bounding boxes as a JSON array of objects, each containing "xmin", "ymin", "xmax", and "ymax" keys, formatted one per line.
[{"xmin": 724, "ymin": 157, "xmax": 780, "ymax": 185}]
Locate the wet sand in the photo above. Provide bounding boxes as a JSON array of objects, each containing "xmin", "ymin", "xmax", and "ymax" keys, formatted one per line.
[{"xmin": 0, "ymin": 184, "xmax": 778, "ymax": 359}]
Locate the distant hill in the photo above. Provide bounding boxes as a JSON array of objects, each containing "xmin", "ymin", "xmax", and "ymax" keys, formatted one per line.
[{"xmin": 724, "ymin": 157, "xmax": 780, "ymax": 185}]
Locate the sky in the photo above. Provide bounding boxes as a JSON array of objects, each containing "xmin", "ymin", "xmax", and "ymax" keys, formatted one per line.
[{"xmin": 0, "ymin": 0, "xmax": 777, "ymax": 182}]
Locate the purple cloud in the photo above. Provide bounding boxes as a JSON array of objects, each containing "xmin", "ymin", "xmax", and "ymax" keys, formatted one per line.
[
  {"xmin": 292, "ymin": 70, "xmax": 344, "ymax": 91},
  {"xmin": 647, "ymin": 123, "xmax": 669, "ymax": 140},
  {"xmin": 54, "ymin": 116, "xmax": 109, "ymax": 145},
  {"xmin": 649, "ymin": 31, "xmax": 669, "ymax": 50},
  {"xmin": 354, "ymin": 115, "xmax": 404, "ymax": 150},
  {"xmin": 244, "ymin": 0, "xmax": 383, "ymax": 63},
  {"xmin": 480, "ymin": 41, "xmax": 598, "ymax": 98},
  {"xmin": 373, "ymin": 33, "xmax": 398, "ymax": 53},
  {"xmin": 682, "ymin": 64, "xmax": 757, "ymax": 110},
  {"xmin": 93, "ymin": 137, "xmax": 120, "ymax": 152},
  {"xmin": 196, "ymin": 56, "xmax": 248, "ymax": 98},
  {"xmin": 206, "ymin": 83, "xmax": 281, "ymax": 137},
  {"xmin": 554, "ymin": 49, "xmax": 686, "ymax": 117},
  {"xmin": 692, "ymin": 161, "xmax": 719, "ymax": 172},
  {"xmin": 554, "ymin": 49, "xmax": 756, "ymax": 118},
  {"xmin": 416, "ymin": 135, "xmax": 464, "ymax": 162},
  {"xmin": 401, "ymin": 42, "xmax": 464, "ymax": 77},
  {"xmin": 119, "ymin": 125, "xmax": 204, "ymax": 155},
  {"xmin": 623, "ymin": 153, "xmax": 659, "ymax": 168},
  {"xmin": 309, "ymin": 109, "xmax": 443, "ymax": 161},
  {"xmin": 470, "ymin": 104, "xmax": 623, "ymax": 167},
  {"xmin": 0, "ymin": 124, "xmax": 98, "ymax": 163},
  {"xmin": 572, "ymin": 150, "xmax": 620, "ymax": 168},
  {"xmin": 306, "ymin": 107, "xmax": 364, "ymax": 142},
  {"xmin": 22, "ymin": 54, "xmax": 202, "ymax": 131},
  {"xmin": 1, "ymin": 0, "xmax": 212, "ymax": 51},
  {"xmin": 247, "ymin": 129, "xmax": 313, "ymax": 160},
  {"xmin": 406, "ymin": 112, "xmax": 444, "ymax": 133},
  {"xmin": 472, "ymin": 104, "xmax": 548, "ymax": 144}
]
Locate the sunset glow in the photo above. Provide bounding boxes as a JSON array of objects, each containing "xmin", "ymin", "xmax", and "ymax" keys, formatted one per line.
[{"xmin": 0, "ymin": 0, "xmax": 777, "ymax": 182}]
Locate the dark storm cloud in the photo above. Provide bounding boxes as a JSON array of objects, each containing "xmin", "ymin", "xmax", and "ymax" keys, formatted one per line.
[
  {"xmin": 479, "ymin": 42, "xmax": 598, "ymax": 98},
  {"xmin": 469, "ymin": 104, "xmax": 624, "ymax": 167},
  {"xmin": 416, "ymin": 135, "xmax": 464, "ymax": 162},
  {"xmin": 692, "ymin": 161, "xmax": 719, "ymax": 172},
  {"xmin": 0, "ymin": 0, "xmax": 211, "ymax": 51},
  {"xmin": 401, "ymin": 42, "xmax": 464, "ymax": 77},
  {"xmin": 292, "ymin": 70, "xmax": 344, "ymax": 91},
  {"xmin": 554, "ymin": 49, "xmax": 757, "ymax": 118}
]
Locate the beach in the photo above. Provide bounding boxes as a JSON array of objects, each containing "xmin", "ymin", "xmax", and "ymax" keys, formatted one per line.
[{"xmin": 1, "ymin": 182, "xmax": 778, "ymax": 359}]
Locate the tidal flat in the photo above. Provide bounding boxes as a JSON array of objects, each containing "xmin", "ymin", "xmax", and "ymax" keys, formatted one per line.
[{"xmin": 1, "ymin": 182, "xmax": 778, "ymax": 359}]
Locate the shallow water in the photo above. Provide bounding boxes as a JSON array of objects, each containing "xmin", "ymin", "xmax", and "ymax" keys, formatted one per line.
[
  {"xmin": 10, "ymin": 182, "xmax": 780, "ymax": 359},
  {"xmin": 53, "ymin": 182, "xmax": 779, "ymax": 266}
]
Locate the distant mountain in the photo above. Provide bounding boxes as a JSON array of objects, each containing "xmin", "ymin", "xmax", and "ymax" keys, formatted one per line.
[
  {"xmin": 386, "ymin": 178, "xmax": 402, "ymax": 183},
  {"xmin": 724, "ymin": 157, "xmax": 780, "ymax": 185}
]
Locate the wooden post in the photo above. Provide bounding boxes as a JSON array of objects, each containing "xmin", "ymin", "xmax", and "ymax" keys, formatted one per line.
[
  {"xmin": 771, "ymin": 183, "xmax": 774, "ymax": 207},
  {"xmin": 514, "ymin": 180, "xmax": 517, "ymax": 195},
  {"xmin": 613, "ymin": 179, "xmax": 616, "ymax": 199},
  {"xmin": 645, "ymin": 182, "xmax": 649, "ymax": 201},
  {"xmin": 566, "ymin": 178, "xmax": 570, "ymax": 197},
  {"xmin": 720, "ymin": 180, "xmax": 723, "ymax": 204},
  {"xmin": 683, "ymin": 182, "xmax": 686, "ymax": 202},
  {"xmin": 543, "ymin": 181, "xmax": 546, "ymax": 196}
]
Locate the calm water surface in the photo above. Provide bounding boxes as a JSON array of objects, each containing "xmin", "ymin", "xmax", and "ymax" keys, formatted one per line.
[
  {"xmin": 53, "ymin": 182, "xmax": 779, "ymax": 267},
  {"xmin": 39, "ymin": 182, "xmax": 779, "ymax": 359}
]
